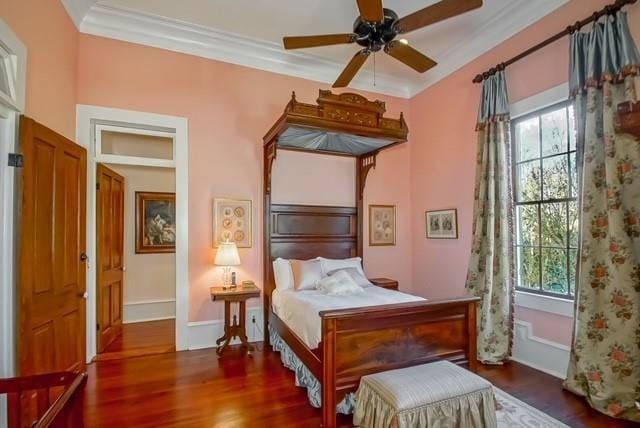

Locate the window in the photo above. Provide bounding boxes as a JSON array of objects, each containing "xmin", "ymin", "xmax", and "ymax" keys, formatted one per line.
[
  {"xmin": 512, "ymin": 101, "xmax": 577, "ymax": 300},
  {"xmin": 0, "ymin": 18, "xmax": 26, "ymax": 116}
]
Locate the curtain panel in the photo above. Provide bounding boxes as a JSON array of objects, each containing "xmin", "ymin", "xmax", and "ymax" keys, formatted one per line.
[
  {"xmin": 465, "ymin": 70, "xmax": 515, "ymax": 364},
  {"xmin": 564, "ymin": 11, "xmax": 640, "ymax": 422}
]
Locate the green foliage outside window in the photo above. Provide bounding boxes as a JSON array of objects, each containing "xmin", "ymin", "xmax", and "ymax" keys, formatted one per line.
[{"xmin": 514, "ymin": 103, "xmax": 577, "ymax": 299}]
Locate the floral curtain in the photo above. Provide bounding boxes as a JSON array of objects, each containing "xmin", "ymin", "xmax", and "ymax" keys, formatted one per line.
[
  {"xmin": 564, "ymin": 11, "xmax": 640, "ymax": 422},
  {"xmin": 465, "ymin": 70, "xmax": 515, "ymax": 364}
]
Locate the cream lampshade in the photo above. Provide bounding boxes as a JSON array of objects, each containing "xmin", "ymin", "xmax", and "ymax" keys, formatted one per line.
[{"xmin": 215, "ymin": 240, "xmax": 241, "ymax": 286}]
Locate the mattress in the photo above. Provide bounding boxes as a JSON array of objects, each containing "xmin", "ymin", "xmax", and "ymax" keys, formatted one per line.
[{"xmin": 272, "ymin": 286, "xmax": 425, "ymax": 349}]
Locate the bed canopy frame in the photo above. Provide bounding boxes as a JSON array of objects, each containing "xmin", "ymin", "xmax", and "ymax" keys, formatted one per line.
[
  {"xmin": 263, "ymin": 89, "xmax": 409, "ymax": 258},
  {"xmin": 262, "ymin": 90, "xmax": 478, "ymax": 428}
]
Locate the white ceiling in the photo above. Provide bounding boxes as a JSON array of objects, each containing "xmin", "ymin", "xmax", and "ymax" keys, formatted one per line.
[{"xmin": 62, "ymin": 0, "xmax": 569, "ymax": 98}]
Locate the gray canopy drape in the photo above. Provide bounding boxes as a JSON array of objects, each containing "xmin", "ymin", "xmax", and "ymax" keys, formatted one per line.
[
  {"xmin": 465, "ymin": 70, "xmax": 515, "ymax": 364},
  {"xmin": 564, "ymin": 11, "xmax": 640, "ymax": 423}
]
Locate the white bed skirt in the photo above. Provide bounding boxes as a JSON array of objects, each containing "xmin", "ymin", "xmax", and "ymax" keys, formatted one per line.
[{"xmin": 269, "ymin": 325, "xmax": 355, "ymax": 414}]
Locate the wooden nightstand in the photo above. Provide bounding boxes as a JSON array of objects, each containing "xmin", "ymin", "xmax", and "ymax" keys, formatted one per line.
[
  {"xmin": 210, "ymin": 284, "xmax": 260, "ymax": 356},
  {"xmin": 369, "ymin": 278, "xmax": 398, "ymax": 291}
]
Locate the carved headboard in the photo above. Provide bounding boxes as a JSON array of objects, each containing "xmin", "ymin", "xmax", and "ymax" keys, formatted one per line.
[{"xmin": 264, "ymin": 204, "xmax": 357, "ymax": 300}]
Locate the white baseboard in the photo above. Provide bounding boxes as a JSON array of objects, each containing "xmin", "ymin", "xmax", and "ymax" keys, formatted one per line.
[
  {"xmin": 123, "ymin": 299, "xmax": 176, "ymax": 324},
  {"xmin": 512, "ymin": 320, "xmax": 571, "ymax": 379},
  {"xmin": 188, "ymin": 307, "xmax": 263, "ymax": 350}
]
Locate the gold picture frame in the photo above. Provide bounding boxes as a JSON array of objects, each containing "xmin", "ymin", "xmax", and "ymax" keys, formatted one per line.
[
  {"xmin": 369, "ymin": 205, "xmax": 396, "ymax": 246},
  {"xmin": 213, "ymin": 198, "xmax": 252, "ymax": 248},
  {"xmin": 135, "ymin": 192, "xmax": 176, "ymax": 254}
]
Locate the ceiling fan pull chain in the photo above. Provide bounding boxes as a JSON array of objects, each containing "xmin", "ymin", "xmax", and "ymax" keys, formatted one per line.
[{"xmin": 373, "ymin": 51, "xmax": 377, "ymax": 87}]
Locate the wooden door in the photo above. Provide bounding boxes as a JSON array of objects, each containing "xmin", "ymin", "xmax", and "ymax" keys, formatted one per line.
[
  {"xmin": 17, "ymin": 116, "xmax": 87, "ymax": 376},
  {"xmin": 96, "ymin": 164, "xmax": 125, "ymax": 353}
]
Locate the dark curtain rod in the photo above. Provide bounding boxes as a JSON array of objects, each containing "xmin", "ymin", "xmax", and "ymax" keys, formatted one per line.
[{"xmin": 472, "ymin": 0, "xmax": 638, "ymax": 83}]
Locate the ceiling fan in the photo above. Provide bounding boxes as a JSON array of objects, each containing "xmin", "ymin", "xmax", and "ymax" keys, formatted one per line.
[{"xmin": 283, "ymin": 0, "xmax": 483, "ymax": 88}]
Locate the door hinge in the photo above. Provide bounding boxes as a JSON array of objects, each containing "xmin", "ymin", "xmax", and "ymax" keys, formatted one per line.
[
  {"xmin": 96, "ymin": 323, "xmax": 100, "ymax": 331},
  {"xmin": 96, "ymin": 182, "xmax": 100, "ymax": 190},
  {"xmin": 8, "ymin": 153, "xmax": 23, "ymax": 168}
]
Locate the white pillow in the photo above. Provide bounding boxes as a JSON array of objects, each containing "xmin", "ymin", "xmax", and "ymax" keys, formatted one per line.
[
  {"xmin": 272, "ymin": 258, "xmax": 294, "ymax": 291},
  {"xmin": 319, "ymin": 257, "xmax": 372, "ymax": 287},
  {"xmin": 317, "ymin": 270, "xmax": 364, "ymax": 296},
  {"xmin": 290, "ymin": 258, "xmax": 323, "ymax": 291},
  {"xmin": 327, "ymin": 267, "xmax": 372, "ymax": 287}
]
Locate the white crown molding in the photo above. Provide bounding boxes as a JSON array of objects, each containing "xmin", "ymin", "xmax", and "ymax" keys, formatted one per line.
[
  {"xmin": 407, "ymin": 0, "xmax": 570, "ymax": 96},
  {"xmin": 74, "ymin": 0, "xmax": 569, "ymax": 98},
  {"xmin": 79, "ymin": 4, "xmax": 410, "ymax": 98},
  {"xmin": 61, "ymin": 0, "xmax": 93, "ymax": 29}
]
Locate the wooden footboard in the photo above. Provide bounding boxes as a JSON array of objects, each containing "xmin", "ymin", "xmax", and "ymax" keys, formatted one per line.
[{"xmin": 320, "ymin": 297, "xmax": 479, "ymax": 428}]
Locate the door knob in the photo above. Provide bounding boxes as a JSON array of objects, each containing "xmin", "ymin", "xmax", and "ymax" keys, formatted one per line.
[
  {"xmin": 77, "ymin": 292, "xmax": 88, "ymax": 299},
  {"xmin": 80, "ymin": 253, "xmax": 88, "ymax": 262}
]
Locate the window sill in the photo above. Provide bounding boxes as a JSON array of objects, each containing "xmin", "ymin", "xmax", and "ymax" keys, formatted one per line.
[{"xmin": 515, "ymin": 291, "xmax": 574, "ymax": 318}]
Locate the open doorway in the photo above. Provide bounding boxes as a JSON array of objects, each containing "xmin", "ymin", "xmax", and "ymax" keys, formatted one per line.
[
  {"xmin": 93, "ymin": 128, "xmax": 177, "ymax": 361},
  {"xmin": 77, "ymin": 105, "xmax": 188, "ymax": 362}
]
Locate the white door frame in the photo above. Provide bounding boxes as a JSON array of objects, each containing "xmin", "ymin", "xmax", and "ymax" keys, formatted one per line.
[
  {"xmin": 0, "ymin": 113, "xmax": 17, "ymax": 378},
  {"xmin": 0, "ymin": 17, "xmax": 26, "ymax": 425},
  {"xmin": 76, "ymin": 104, "xmax": 189, "ymax": 361}
]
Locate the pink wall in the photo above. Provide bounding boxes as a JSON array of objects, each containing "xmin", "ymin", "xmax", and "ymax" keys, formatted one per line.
[
  {"xmin": 8, "ymin": 0, "xmax": 636, "ymax": 341},
  {"xmin": 0, "ymin": 0, "xmax": 78, "ymax": 140},
  {"xmin": 76, "ymin": 35, "xmax": 412, "ymax": 322},
  {"xmin": 408, "ymin": 0, "xmax": 640, "ymax": 345}
]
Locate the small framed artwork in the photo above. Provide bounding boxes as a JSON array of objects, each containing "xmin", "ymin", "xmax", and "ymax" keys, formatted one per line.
[
  {"xmin": 135, "ymin": 192, "xmax": 176, "ymax": 254},
  {"xmin": 426, "ymin": 209, "xmax": 458, "ymax": 239},
  {"xmin": 369, "ymin": 205, "xmax": 396, "ymax": 246},
  {"xmin": 213, "ymin": 198, "xmax": 252, "ymax": 248}
]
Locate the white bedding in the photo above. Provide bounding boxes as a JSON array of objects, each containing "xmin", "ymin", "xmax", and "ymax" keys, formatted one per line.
[{"xmin": 272, "ymin": 286, "xmax": 425, "ymax": 349}]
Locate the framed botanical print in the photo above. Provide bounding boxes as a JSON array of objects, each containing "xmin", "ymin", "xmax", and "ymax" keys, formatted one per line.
[
  {"xmin": 213, "ymin": 198, "xmax": 252, "ymax": 248},
  {"xmin": 426, "ymin": 209, "xmax": 458, "ymax": 239},
  {"xmin": 135, "ymin": 192, "xmax": 176, "ymax": 254},
  {"xmin": 369, "ymin": 205, "xmax": 396, "ymax": 246}
]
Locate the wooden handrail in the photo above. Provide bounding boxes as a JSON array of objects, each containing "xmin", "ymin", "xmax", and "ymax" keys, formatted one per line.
[
  {"xmin": 0, "ymin": 372, "xmax": 78, "ymax": 393},
  {"xmin": 35, "ymin": 372, "xmax": 87, "ymax": 428},
  {"xmin": 0, "ymin": 371, "xmax": 87, "ymax": 428}
]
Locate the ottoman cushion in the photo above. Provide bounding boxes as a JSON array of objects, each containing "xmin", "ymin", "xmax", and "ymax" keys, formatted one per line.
[{"xmin": 354, "ymin": 361, "xmax": 497, "ymax": 428}]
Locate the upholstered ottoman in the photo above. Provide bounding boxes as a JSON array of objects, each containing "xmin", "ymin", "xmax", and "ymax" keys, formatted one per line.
[{"xmin": 353, "ymin": 361, "xmax": 497, "ymax": 428}]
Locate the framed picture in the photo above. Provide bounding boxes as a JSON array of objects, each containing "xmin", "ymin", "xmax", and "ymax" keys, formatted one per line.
[
  {"xmin": 369, "ymin": 205, "xmax": 396, "ymax": 246},
  {"xmin": 213, "ymin": 198, "xmax": 252, "ymax": 248},
  {"xmin": 135, "ymin": 192, "xmax": 176, "ymax": 254},
  {"xmin": 426, "ymin": 209, "xmax": 458, "ymax": 239}
]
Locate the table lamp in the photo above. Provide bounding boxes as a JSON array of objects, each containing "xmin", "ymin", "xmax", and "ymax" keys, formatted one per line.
[{"xmin": 215, "ymin": 240, "xmax": 241, "ymax": 287}]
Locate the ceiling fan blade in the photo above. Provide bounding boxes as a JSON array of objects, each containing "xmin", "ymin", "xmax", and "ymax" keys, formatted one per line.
[
  {"xmin": 356, "ymin": 0, "xmax": 384, "ymax": 22},
  {"xmin": 385, "ymin": 41, "xmax": 437, "ymax": 73},
  {"xmin": 283, "ymin": 34, "xmax": 356, "ymax": 50},
  {"xmin": 333, "ymin": 50, "xmax": 370, "ymax": 88},
  {"xmin": 395, "ymin": 0, "xmax": 483, "ymax": 34}
]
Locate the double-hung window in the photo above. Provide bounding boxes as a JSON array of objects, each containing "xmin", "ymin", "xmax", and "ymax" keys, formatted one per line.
[{"xmin": 512, "ymin": 101, "xmax": 577, "ymax": 300}]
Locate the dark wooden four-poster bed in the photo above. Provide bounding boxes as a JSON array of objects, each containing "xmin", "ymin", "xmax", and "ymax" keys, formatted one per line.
[{"xmin": 262, "ymin": 90, "xmax": 479, "ymax": 428}]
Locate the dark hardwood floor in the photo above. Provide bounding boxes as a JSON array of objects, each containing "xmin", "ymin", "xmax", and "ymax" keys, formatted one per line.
[
  {"xmin": 95, "ymin": 319, "xmax": 175, "ymax": 362},
  {"xmin": 84, "ymin": 344, "xmax": 636, "ymax": 427}
]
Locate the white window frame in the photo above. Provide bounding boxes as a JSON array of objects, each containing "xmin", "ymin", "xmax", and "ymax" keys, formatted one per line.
[
  {"xmin": 0, "ymin": 18, "xmax": 26, "ymax": 117},
  {"xmin": 94, "ymin": 124, "xmax": 176, "ymax": 168},
  {"xmin": 511, "ymin": 83, "xmax": 575, "ymax": 319}
]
